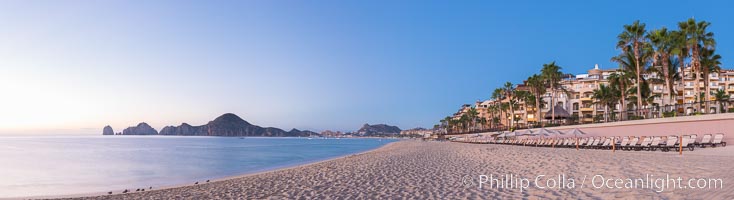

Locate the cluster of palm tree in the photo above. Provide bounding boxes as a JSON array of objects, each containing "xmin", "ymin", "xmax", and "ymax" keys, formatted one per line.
[
  {"xmin": 441, "ymin": 18, "xmax": 727, "ymax": 134},
  {"xmin": 610, "ymin": 18, "xmax": 721, "ymax": 117},
  {"xmin": 483, "ymin": 62, "xmax": 565, "ymax": 131},
  {"xmin": 440, "ymin": 106, "xmax": 486, "ymax": 134}
]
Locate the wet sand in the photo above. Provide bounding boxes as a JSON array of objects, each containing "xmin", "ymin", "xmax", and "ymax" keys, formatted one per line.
[{"xmin": 65, "ymin": 140, "xmax": 734, "ymax": 199}]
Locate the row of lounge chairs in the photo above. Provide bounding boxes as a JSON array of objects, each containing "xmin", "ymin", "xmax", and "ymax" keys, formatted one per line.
[{"xmin": 455, "ymin": 133, "xmax": 727, "ymax": 152}]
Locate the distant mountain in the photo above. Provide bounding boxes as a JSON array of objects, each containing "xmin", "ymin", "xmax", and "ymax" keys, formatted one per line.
[
  {"xmin": 149, "ymin": 113, "xmax": 316, "ymax": 137},
  {"xmin": 356, "ymin": 123, "xmax": 401, "ymax": 136},
  {"xmin": 122, "ymin": 123, "xmax": 158, "ymax": 135},
  {"xmin": 102, "ymin": 125, "xmax": 114, "ymax": 135}
]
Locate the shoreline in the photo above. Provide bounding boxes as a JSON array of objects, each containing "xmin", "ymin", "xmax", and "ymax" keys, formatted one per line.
[
  {"xmin": 15, "ymin": 139, "xmax": 400, "ymax": 200},
  {"xmin": 23, "ymin": 140, "xmax": 734, "ymax": 199}
]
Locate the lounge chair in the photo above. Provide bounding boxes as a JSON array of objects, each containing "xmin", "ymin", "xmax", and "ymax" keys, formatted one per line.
[
  {"xmin": 698, "ymin": 134, "xmax": 712, "ymax": 147},
  {"xmin": 617, "ymin": 137, "xmax": 629, "ymax": 150},
  {"xmin": 689, "ymin": 134, "xmax": 697, "ymax": 146},
  {"xmin": 648, "ymin": 136, "xmax": 662, "ymax": 151},
  {"xmin": 635, "ymin": 137, "xmax": 651, "ymax": 151},
  {"xmin": 712, "ymin": 133, "xmax": 727, "ymax": 147},
  {"xmin": 676, "ymin": 136, "xmax": 695, "ymax": 151},
  {"xmin": 594, "ymin": 137, "xmax": 605, "ymax": 149},
  {"xmin": 601, "ymin": 137, "xmax": 614, "ymax": 150},
  {"xmin": 564, "ymin": 138, "xmax": 576, "ymax": 148},
  {"xmin": 661, "ymin": 136, "xmax": 678, "ymax": 152},
  {"xmin": 625, "ymin": 137, "xmax": 639, "ymax": 151},
  {"xmin": 579, "ymin": 138, "xmax": 588, "ymax": 149},
  {"xmin": 585, "ymin": 137, "xmax": 598, "ymax": 149},
  {"xmin": 591, "ymin": 137, "xmax": 600, "ymax": 149}
]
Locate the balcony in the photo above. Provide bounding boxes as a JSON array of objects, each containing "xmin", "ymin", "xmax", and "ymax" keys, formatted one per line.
[
  {"xmin": 580, "ymin": 107, "xmax": 594, "ymax": 112},
  {"xmin": 728, "ymin": 88, "xmax": 734, "ymax": 92},
  {"xmin": 580, "ymin": 97, "xmax": 593, "ymax": 102}
]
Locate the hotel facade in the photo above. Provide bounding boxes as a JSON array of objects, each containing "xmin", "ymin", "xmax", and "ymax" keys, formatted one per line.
[{"xmin": 454, "ymin": 64, "xmax": 734, "ymax": 130}]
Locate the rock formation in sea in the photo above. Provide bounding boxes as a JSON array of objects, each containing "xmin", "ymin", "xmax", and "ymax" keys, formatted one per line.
[
  {"xmin": 356, "ymin": 123, "xmax": 402, "ymax": 136},
  {"xmin": 102, "ymin": 125, "xmax": 114, "ymax": 135},
  {"xmin": 122, "ymin": 122, "xmax": 158, "ymax": 135},
  {"xmin": 157, "ymin": 113, "xmax": 317, "ymax": 137}
]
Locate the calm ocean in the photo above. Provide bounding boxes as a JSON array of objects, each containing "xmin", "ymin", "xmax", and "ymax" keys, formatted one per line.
[{"xmin": 0, "ymin": 136, "xmax": 395, "ymax": 198}]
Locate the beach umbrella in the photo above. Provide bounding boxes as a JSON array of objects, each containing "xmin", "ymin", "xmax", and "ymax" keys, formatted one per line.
[
  {"xmin": 565, "ymin": 129, "xmax": 587, "ymax": 138},
  {"xmin": 517, "ymin": 129, "xmax": 533, "ymax": 136},
  {"xmin": 535, "ymin": 128, "xmax": 562, "ymax": 148},
  {"xmin": 516, "ymin": 129, "xmax": 533, "ymax": 139},
  {"xmin": 564, "ymin": 128, "xmax": 587, "ymax": 150},
  {"xmin": 536, "ymin": 128, "xmax": 557, "ymax": 137}
]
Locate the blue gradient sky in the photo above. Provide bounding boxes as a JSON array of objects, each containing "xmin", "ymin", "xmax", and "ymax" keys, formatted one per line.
[{"xmin": 1, "ymin": 0, "xmax": 732, "ymax": 134}]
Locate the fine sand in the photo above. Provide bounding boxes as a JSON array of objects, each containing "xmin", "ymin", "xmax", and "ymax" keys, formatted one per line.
[{"xmin": 65, "ymin": 141, "xmax": 734, "ymax": 199}]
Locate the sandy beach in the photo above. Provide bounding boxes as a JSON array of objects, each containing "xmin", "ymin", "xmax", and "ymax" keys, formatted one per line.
[{"xmin": 65, "ymin": 140, "xmax": 734, "ymax": 199}]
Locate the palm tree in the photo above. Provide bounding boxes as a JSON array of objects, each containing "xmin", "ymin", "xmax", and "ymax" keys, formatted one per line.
[
  {"xmin": 491, "ymin": 88, "xmax": 505, "ymax": 129},
  {"xmin": 459, "ymin": 114, "xmax": 469, "ymax": 132},
  {"xmin": 487, "ymin": 104, "xmax": 499, "ymax": 129},
  {"xmin": 670, "ymin": 30, "xmax": 688, "ymax": 95},
  {"xmin": 617, "ymin": 20, "xmax": 648, "ymax": 116},
  {"xmin": 526, "ymin": 74, "xmax": 546, "ymax": 127},
  {"xmin": 467, "ymin": 107, "xmax": 479, "ymax": 131},
  {"xmin": 499, "ymin": 102, "xmax": 510, "ymax": 130},
  {"xmin": 608, "ymin": 70, "xmax": 633, "ymax": 120},
  {"xmin": 592, "ymin": 84, "xmax": 618, "ymax": 122},
  {"xmin": 679, "ymin": 18, "xmax": 715, "ymax": 111},
  {"xmin": 541, "ymin": 61, "xmax": 563, "ymax": 124},
  {"xmin": 700, "ymin": 48, "xmax": 722, "ymax": 113},
  {"xmin": 478, "ymin": 117, "xmax": 487, "ymax": 130},
  {"xmin": 503, "ymin": 82, "xmax": 516, "ymax": 130},
  {"xmin": 514, "ymin": 90, "xmax": 533, "ymax": 127},
  {"xmin": 627, "ymin": 78, "xmax": 657, "ymax": 109},
  {"xmin": 648, "ymin": 27, "xmax": 676, "ymax": 106},
  {"xmin": 440, "ymin": 116, "xmax": 451, "ymax": 134},
  {"xmin": 443, "ymin": 117, "xmax": 453, "ymax": 133},
  {"xmin": 713, "ymin": 89, "xmax": 731, "ymax": 113}
]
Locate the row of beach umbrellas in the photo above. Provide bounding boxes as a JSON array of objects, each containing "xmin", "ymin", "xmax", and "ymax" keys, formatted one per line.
[{"xmin": 494, "ymin": 128, "xmax": 587, "ymax": 138}]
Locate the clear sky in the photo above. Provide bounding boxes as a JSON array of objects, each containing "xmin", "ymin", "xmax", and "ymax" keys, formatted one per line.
[{"xmin": 1, "ymin": 0, "xmax": 732, "ymax": 135}]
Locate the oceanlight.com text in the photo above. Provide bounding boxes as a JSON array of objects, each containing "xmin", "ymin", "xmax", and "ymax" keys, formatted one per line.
[{"xmin": 462, "ymin": 174, "xmax": 723, "ymax": 192}]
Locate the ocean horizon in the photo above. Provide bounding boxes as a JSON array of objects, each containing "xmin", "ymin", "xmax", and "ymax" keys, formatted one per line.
[{"xmin": 0, "ymin": 136, "xmax": 395, "ymax": 198}]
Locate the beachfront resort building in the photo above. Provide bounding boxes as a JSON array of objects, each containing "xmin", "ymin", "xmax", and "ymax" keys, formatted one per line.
[
  {"xmin": 452, "ymin": 64, "xmax": 734, "ymax": 130},
  {"xmin": 400, "ymin": 128, "xmax": 436, "ymax": 138}
]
